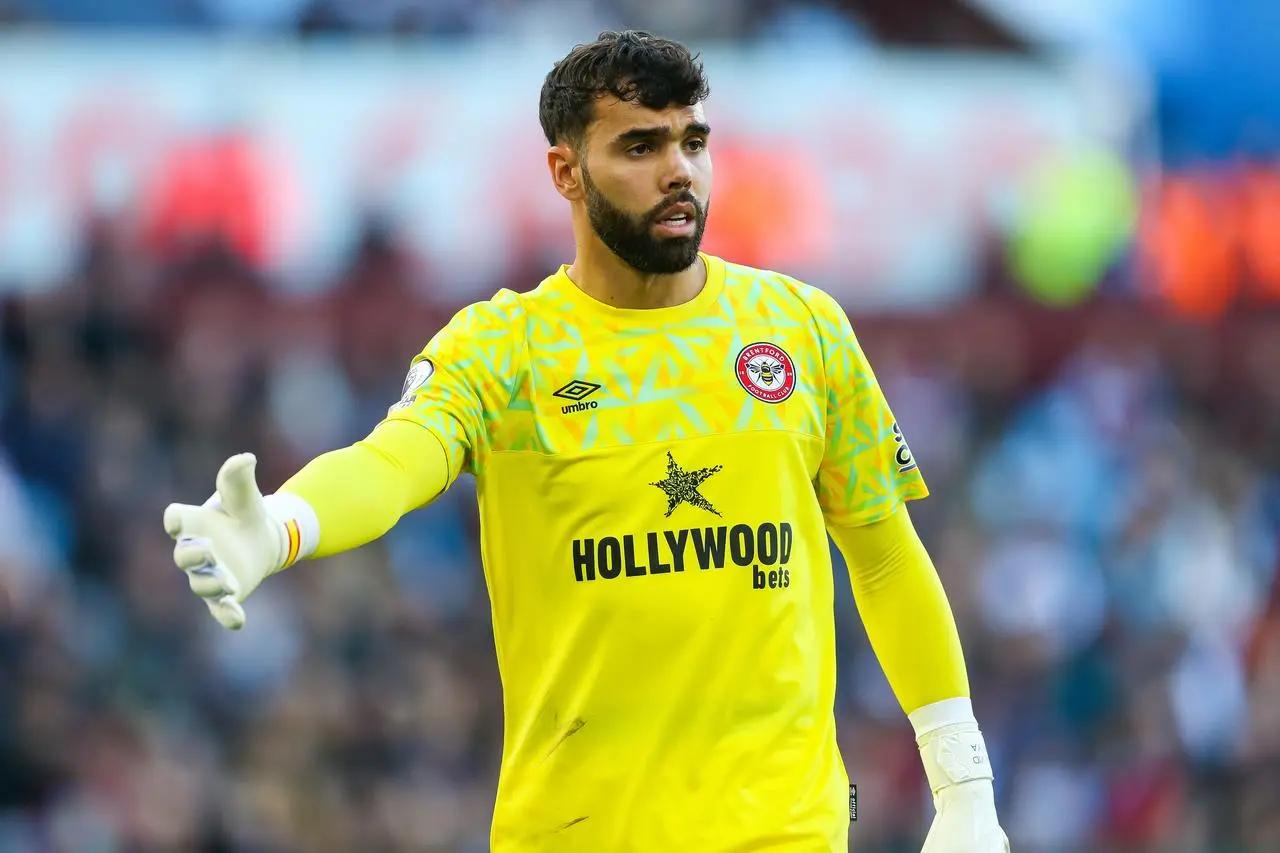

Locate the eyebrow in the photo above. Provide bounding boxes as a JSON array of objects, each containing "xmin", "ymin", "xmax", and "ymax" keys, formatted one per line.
[{"xmin": 612, "ymin": 122, "xmax": 712, "ymax": 147}]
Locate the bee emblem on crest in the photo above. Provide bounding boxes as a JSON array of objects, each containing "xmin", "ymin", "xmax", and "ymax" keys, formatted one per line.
[{"xmin": 735, "ymin": 343, "xmax": 796, "ymax": 403}]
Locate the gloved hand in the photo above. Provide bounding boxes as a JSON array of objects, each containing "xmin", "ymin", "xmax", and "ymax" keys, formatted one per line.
[
  {"xmin": 918, "ymin": 722, "xmax": 1011, "ymax": 853},
  {"xmin": 163, "ymin": 453, "xmax": 301, "ymax": 630}
]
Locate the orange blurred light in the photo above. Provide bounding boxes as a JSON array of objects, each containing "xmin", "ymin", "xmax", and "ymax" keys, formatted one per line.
[
  {"xmin": 1238, "ymin": 164, "xmax": 1280, "ymax": 300},
  {"xmin": 1137, "ymin": 173, "xmax": 1239, "ymax": 319},
  {"xmin": 699, "ymin": 138, "xmax": 833, "ymax": 272}
]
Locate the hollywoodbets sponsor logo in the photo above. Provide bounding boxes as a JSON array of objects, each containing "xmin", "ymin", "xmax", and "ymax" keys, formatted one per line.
[{"xmin": 572, "ymin": 522, "xmax": 794, "ymax": 590}]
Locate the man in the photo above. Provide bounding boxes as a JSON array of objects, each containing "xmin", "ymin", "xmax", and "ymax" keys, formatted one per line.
[{"xmin": 164, "ymin": 30, "xmax": 1010, "ymax": 853}]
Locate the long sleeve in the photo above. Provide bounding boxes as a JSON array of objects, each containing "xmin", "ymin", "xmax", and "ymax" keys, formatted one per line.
[
  {"xmin": 829, "ymin": 506, "xmax": 969, "ymax": 714},
  {"xmin": 275, "ymin": 291, "xmax": 524, "ymax": 561},
  {"xmin": 278, "ymin": 419, "xmax": 451, "ymax": 559}
]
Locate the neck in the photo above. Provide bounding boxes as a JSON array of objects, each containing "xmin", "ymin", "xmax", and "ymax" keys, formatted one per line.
[{"xmin": 566, "ymin": 234, "xmax": 706, "ymax": 311}]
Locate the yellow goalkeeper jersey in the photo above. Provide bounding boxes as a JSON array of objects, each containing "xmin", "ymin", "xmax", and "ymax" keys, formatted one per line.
[{"xmin": 385, "ymin": 254, "xmax": 927, "ymax": 852}]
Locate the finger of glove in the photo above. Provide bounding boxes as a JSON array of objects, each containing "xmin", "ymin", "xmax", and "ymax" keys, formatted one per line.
[
  {"xmin": 919, "ymin": 818, "xmax": 941, "ymax": 853},
  {"xmin": 216, "ymin": 453, "xmax": 264, "ymax": 519},
  {"xmin": 173, "ymin": 536, "xmax": 215, "ymax": 570},
  {"xmin": 205, "ymin": 595, "xmax": 246, "ymax": 630},
  {"xmin": 187, "ymin": 563, "xmax": 240, "ymax": 599},
  {"xmin": 164, "ymin": 503, "xmax": 209, "ymax": 539}
]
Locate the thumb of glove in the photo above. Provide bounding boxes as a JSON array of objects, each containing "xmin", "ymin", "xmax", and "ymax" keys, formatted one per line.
[{"xmin": 215, "ymin": 453, "xmax": 265, "ymax": 519}]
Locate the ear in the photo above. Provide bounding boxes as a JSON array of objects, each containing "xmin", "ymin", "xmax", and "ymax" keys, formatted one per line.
[{"xmin": 547, "ymin": 144, "xmax": 584, "ymax": 202}]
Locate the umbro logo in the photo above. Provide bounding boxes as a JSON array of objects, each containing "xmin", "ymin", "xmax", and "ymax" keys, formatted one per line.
[
  {"xmin": 554, "ymin": 380, "xmax": 601, "ymax": 401},
  {"xmin": 555, "ymin": 380, "xmax": 602, "ymax": 414}
]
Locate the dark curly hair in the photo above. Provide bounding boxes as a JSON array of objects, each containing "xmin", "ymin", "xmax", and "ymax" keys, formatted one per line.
[{"xmin": 539, "ymin": 30, "xmax": 711, "ymax": 148}]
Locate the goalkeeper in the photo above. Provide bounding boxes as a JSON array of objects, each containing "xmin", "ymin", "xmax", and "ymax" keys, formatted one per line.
[{"xmin": 164, "ymin": 30, "xmax": 1009, "ymax": 853}]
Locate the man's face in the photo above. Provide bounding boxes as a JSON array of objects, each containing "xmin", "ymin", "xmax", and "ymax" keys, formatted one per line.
[{"xmin": 578, "ymin": 97, "xmax": 712, "ymax": 274}]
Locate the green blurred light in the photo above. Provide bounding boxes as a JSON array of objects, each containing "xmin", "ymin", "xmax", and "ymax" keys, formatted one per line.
[{"xmin": 1008, "ymin": 149, "xmax": 1138, "ymax": 307}]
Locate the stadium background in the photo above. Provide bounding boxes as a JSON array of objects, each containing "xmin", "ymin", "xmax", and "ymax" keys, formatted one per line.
[{"xmin": 1, "ymin": 0, "xmax": 1278, "ymax": 851}]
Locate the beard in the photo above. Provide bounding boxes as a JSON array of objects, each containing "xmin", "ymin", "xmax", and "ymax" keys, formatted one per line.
[{"xmin": 582, "ymin": 164, "xmax": 709, "ymax": 275}]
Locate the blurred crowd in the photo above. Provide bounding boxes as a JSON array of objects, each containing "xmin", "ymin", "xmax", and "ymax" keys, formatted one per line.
[
  {"xmin": 0, "ymin": 0, "xmax": 1020, "ymax": 48},
  {"xmin": 0, "ymin": 203, "xmax": 1277, "ymax": 853},
  {"xmin": 0, "ymin": 0, "xmax": 1278, "ymax": 851}
]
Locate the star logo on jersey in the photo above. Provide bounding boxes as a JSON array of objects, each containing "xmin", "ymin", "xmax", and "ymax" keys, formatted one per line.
[{"xmin": 650, "ymin": 451, "xmax": 723, "ymax": 518}]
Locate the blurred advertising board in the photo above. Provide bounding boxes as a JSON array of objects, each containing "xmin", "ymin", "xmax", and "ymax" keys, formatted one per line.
[{"xmin": 0, "ymin": 37, "xmax": 1143, "ymax": 305}]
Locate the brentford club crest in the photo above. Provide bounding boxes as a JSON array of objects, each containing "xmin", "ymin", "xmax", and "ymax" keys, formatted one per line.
[{"xmin": 735, "ymin": 342, "xmax": 796, "ymax": 403}]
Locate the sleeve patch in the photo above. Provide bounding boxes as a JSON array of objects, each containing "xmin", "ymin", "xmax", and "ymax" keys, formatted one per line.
[
  {"xmin": 389, "ymin": 359, "xmax": 435, "ymax": 413},
  {"xmin": 892, "ymin": 422, "xmax": 917, "ymax": 474}
]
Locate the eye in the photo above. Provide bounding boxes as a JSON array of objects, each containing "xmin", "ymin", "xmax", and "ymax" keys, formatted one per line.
[
  {"xmin": 685, "ymin": 138, "xmax": 707, "ymax": 152},
  {"xmin": 627, "ymin": 143, "xmax": 652, "ymax": 157}
]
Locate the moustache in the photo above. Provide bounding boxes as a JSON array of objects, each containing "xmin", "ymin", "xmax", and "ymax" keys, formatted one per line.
[{"xmin": 648, "ymin": 190, "xmax": 703, "ymax": 223}]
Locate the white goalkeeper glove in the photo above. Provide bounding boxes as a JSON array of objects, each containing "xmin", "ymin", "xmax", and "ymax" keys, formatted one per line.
[
  {"xmin": 914, "ymin": 701, "xmax": 1010, "ymax": 853},
  {"xmin": 163, "ymin": 453, "xmax": 316, "ymax": 630}
]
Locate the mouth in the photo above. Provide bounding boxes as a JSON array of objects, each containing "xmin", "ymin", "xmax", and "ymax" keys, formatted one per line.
[{"xmin": 653, "ymin": 201, "xmax": 698, "ymax": 237}]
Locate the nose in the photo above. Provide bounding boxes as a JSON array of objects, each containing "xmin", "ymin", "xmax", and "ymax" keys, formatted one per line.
[{"xmin": 663, "ymin": 150, "xmax": 693, "ymax": 194}]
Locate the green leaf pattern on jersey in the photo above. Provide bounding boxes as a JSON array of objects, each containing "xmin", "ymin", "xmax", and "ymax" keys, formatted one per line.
[
  {"xmin": 384, "ymin": 259, "xmax": 926, "ymax": 521},
  {"xmin": 805, "ymin": 282, "xmax": 928, "ymax": 525}
]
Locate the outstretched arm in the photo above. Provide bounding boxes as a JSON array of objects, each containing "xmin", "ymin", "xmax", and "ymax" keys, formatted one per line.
[
  {"xmin": 162, "ymin": 291, "xmax": 525, "ymax": 630},
  {"xmin": 279, "ymin": 419, "xmax": 450, "ymax": 560},
  {"xmin": 161, "ymin": 419, "xmax": 451, "ymax": 630}
]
